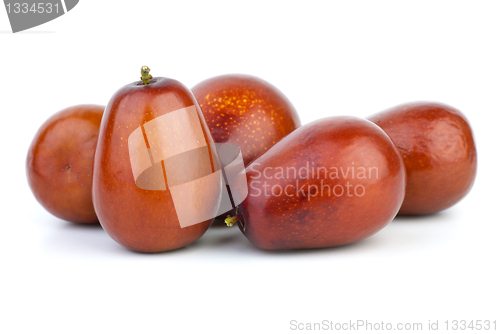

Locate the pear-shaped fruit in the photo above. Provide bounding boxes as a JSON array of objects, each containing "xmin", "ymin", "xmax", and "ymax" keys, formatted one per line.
[
  {"xmin": 93, "ymin": 69, "xmax": 224, "ymax": 252},
  {"xmin": 236, "ymin": 116, "xmax": 406, "ymax": 250}
]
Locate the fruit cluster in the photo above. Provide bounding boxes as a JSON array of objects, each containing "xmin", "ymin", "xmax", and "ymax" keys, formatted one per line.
[{"xmin": 26, "ymin": 67, "xmax": 477, "ymax": 252}]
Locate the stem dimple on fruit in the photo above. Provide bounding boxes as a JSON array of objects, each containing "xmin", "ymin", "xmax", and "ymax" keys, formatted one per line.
[{"xmin": 141, "ymin": 66, "xmax": 152, "ymax": 85}]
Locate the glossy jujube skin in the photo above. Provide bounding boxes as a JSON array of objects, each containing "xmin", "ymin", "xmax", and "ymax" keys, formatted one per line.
[
  {"xmin": 192, "ymin": 74, "xmax": 300, "ymax": 166},
  {"xmin": 238, "ymin": 116, "xmax": 406, "ymax": 250},
  {"xmin": 26, "ymin": 105, "xmax": 104, "ymax": 224},
  {"xmin": 93, "ymin": 78, "xmax": 219, "ymax": 252},
  {"xmin": 368, "ymin": 102, "xmax": 477, "ymax": 215}
]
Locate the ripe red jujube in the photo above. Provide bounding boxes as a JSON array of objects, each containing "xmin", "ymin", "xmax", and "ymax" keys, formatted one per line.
[
  {"xmin": 234, "ymin": 116, "xmax": 406, "ymax": 250},
  {"xmin": 93, "ymin": 68, "xmax": 223, "ymax": 252},
  {"xmin": 27, "ymin": 105, "xmax": 104, "ymax": 224},
  {"xmin": 192, "ymin": 74, "xmax": 300, "ymax": 166},
  {"xmin": 368, "ymin": 102, "xmax": 477, "ymax": 215}
]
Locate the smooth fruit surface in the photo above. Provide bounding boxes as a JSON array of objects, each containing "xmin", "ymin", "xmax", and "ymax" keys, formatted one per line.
[
  {"xmin": 368, "ymin": 102, "xmax": 477, "ymax": 215},
  {"xmin": 26, "ymin": 105, "xmax": 104, "ymax": 223},
  {"xmin": 93, "ymin": 77, "xmax": 220, "ymax": 253},
  {"xmin": 238, "ymin": 116, "xmax": 406, "ymax": 250},
  {"xmin": 192, "ymin": 74, "xmax": 300, "ymax": 166}
]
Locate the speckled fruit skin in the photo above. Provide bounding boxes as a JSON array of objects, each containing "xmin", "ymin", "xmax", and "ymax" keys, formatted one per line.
[
  {"xmin": 93, "ymin": 78, "xmax": 217, "ymax": 253},
  {"xmin": 26, "ymin": 105, "xmax": 104, "ymax": 224},
  {"xmin": 192, "ymin": 74, "xmax": 300, "ymax": 166},
  {"xmin": 238, "ymin": 116, "xmax": 406, "ymax": 250},
  {"xmin": 368, "ymin": 102, "xmax": 477, "ymax": 215}
]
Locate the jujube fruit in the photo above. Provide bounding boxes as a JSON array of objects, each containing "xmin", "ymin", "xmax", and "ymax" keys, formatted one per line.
[
  {"xmin": 232, "ymin": 116, "xmax": 406, "ymax": 250},
  {"xmin": 192, "ymin": 74, "xmax": 300, "ymax": 166},
  {"xmin": 26, "ymin": 104, "xmax": 104, "ymax": 224},
  {"xmin": 93, "ymin": 67, "xmax": 223, "ymax": 252},
  {"xmin": 368, "ymin": 102, "xmax": 477, "ymax": 215}
]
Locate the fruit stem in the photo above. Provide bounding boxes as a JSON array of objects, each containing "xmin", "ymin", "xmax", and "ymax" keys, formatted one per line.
[
  {"xmin": 225, "ymin": 215, "xmax": 242, "ymax": 227},
  {"xmin": 141, "ymin": 66, "xmax": 152, "ymax": 85}
]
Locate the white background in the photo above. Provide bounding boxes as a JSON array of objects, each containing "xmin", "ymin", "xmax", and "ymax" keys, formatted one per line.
[{"xmin": 1, "ymin": 1, "xmax": 499, "ymax": 333}]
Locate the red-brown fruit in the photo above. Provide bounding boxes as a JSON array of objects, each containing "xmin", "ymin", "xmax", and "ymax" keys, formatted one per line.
[
  {"xmin": 26, "ymin": 105, "xmax": 104, "ymax": 223},
  {"xmin": 192, "ymin": 74, "xmax": 300, "ymax": 166},
  {"xmin": 93, "ymin": 76, "xmax": 221, "ymax": 253},
  {"xmin": 368, "ymin": 102, "xmax": 477, "ymax": 215},
  {"xmin": 238, "ymin": 116, "xmax": 406, "ymax": 250}
]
